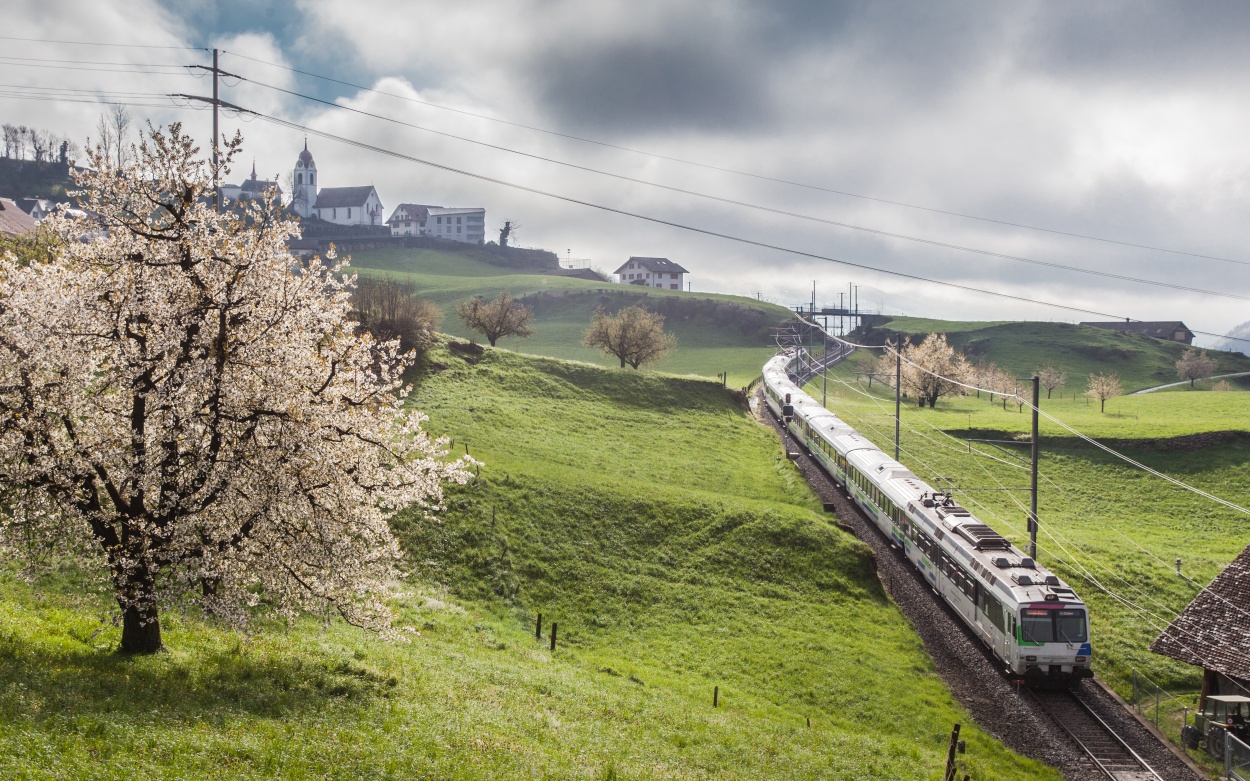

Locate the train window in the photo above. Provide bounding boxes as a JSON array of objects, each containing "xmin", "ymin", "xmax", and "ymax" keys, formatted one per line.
[
  {"xmin": 1021, "ymin": 609, "xmax": 1055, "ymax": 643},
  {"xmin": 986, "ymin": 598, "xmax": 1006, "ymax": 632},
  {"xmin": 1056, "ymin": 610, "xmax": 1088, "ymax": 643}
]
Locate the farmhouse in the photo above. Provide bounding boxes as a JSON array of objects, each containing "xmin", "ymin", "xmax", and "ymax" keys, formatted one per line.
[
  {"xmin": 1080, "ymin": 321, "xmax": 1195, "ymax": 345},
  {"xmin": 387, "ymin": 203, "xmax": 485, "ymax": 243},
  {"xmin": 614, "ymin": 257, "xmax": 688, "ymax": 290},
  {"xmin": 1151, "ymin": 543, "xmax": 1250, "ymax": 709}
]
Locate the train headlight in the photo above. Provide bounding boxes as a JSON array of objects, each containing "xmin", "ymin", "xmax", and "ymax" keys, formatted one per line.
[{"xmin": 1025, "ymin": 655, "xmax": 1038, "ymax": 662}]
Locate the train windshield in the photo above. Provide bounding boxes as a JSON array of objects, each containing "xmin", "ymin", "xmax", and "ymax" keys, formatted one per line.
[
  {"xmin": 1021, "ymin": 608, "xmax": 1088, "ymax": 644},
  {"xmin": 1021, "ymin": 609, "xmax": 1054, "ymax": 643},
  {"xmin": 1056, "ymin": 609, "xmax": 1088, "ymax": 643}
]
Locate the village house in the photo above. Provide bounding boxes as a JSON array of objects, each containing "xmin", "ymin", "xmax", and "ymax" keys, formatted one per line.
[
  {"xmin": 387, "ymin": 204, "xmax": 485, "ymax": 243},
  {"xmin": 220, "ymin": 162, "xmax": 282, "ymax": 205},
  {"xmin": 0, "ymin": 198, "xmax": 37, "ymax": 237},
  {"xmin": 1080, "ymin": 321, "xmax": 1195, "ymax": 345},
  {"xmin": 614, "ymin": 257, "xmax": 688, "ymax": 290}
]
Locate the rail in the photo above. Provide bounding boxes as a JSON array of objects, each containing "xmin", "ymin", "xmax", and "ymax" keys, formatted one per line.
[{"xmin": 1030, "ymin": 688, "xmax": 1165, "ymax": 780}]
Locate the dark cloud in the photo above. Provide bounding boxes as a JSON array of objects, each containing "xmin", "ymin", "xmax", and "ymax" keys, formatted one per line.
[{"xmin": 529, "ymin": 38, "xmax": 775, "ymax": 134}]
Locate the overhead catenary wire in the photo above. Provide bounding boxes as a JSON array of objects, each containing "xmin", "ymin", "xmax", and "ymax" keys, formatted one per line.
[
  {"xmin": 230, "ymin": 75, "xmax": 1250, "ymax": 305},
  {"xmin": 219, "ymin": 50, "xmax": 1250, "ymax": 269},
  {"xmin": 0, "ymin": 34, "xmax": 204, "ymax": 51}
]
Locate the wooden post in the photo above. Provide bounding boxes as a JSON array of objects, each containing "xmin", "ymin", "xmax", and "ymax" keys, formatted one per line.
[
  {"xmin": 550, "ymin": 622, "xmax": 557, "ymax": 651},
  {"xmin": 713, "ymin": 686, "xmax": 719, "ymax": 707},
  {"xmin": 535, "ymin": 613, "xmax": 542, "ymax": 640},
  {"xmin": 944, "ymin": 723, "xmax": 961, "ymax": 781}
]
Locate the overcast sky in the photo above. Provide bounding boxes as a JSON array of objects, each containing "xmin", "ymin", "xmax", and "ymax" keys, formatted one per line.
[{"xmin": 4, "ymin": 1, "xmax": 1250, "ymax": 345}]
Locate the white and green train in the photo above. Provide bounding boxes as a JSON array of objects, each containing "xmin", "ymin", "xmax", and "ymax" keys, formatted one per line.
[{"xmin": 763, "ymin": 350, "xmax": 1092, "ymax": 687}]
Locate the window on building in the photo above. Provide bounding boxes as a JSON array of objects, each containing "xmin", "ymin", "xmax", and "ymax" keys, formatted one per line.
[
  {"xmin": 333, "ymin": 208, "xmax": 337, "ymax": 219},
  {"xmin": 457, "ymin": 217, "xmax": 462, "ymax": 224},
  {"xmin": 296, "ymin": 173, "xmax": 302, "ymax": 184},
  {"xmin": 671, "ymin": 284, "xmax": 678, "ymax": 289},
  {"xmin": 437, "ymin": 216, "xmax": 442, "ymax": 224},
  {"xmin": 310, "ymin": 174, "xmax": 314, "ymax": 184},
  {"xmin": 347, "ymin": 208, "xmax": 352, "ymax": 219}
]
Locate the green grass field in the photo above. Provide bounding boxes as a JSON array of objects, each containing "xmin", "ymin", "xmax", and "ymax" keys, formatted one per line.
[
  {"xmin": 347, "ymin": 247, "xmax": 792, "ymax": 387},
  {"xmin": 0, "ymin": 339, "xmax": 1060, "ymax": 780}
]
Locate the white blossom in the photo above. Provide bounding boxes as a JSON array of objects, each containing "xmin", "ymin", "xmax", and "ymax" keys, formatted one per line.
[{"xmin": 0, "ymin": 124, "xmax": 474, "ymax": 652}]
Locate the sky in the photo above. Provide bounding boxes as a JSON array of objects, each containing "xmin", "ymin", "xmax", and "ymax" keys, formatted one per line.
[{"xmin": 3, "ymin": 0, "xmax": 1249, "ymax": 346}]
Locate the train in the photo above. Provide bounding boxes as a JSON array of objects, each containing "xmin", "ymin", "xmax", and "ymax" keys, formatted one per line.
[{"xmin": 762, "ymin": 350, "xmax": 1092, "ymax": 687}]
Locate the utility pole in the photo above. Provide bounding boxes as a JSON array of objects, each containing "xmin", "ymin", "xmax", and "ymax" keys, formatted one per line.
[
  {"xmin": 894, "ymin": 343, "xmax": 901, "ymax": 461},
  {"xmin": 1029, "ymin": 374, "xmax": 1040, "ymax": 560},
  {"xmin": 179, "ymin": 50, "xmax": 246, "ymax": 211}
]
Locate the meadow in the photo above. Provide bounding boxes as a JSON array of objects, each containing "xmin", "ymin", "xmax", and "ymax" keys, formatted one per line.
[{"xmin": 0, "ymin": 339, "xmax": 1060, "ymax": 780}]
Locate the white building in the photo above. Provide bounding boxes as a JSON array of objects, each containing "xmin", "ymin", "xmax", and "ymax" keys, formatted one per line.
[
  {"xmin": 221, "ymin": 161, "xmax": 282, "ymax": 205},
  {"xmin": 288, "ymin": 142, "xmax": 384, "ymax": 226},
  {"xmin": 313, "ymin": 186, "xmax": 385, "ymax": 226},
  {"xmin": 387, "ymin": 203, "xmax": 485, "ymax": 243},
  {"xmin": 614, "ymin": 256, "xmax": 688, "ymax": 290}
]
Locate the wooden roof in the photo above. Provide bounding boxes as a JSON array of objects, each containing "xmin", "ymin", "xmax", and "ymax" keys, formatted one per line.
[{"xmin": 1151, "ymin": 543, "xmax": 1250, "ymax": 680}]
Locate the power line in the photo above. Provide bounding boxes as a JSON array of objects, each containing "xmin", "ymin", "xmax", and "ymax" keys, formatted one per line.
[
  {"xmin": 0, "ymin": 35, "xmax": 203, "ymax": 51},
  {"xmin": 221, "ymin": 50, "xmax": 1250, "ymax": 269},
  {"xmin": 233, "ymin": 75, "xmax": 1250, "ymax": 304}
]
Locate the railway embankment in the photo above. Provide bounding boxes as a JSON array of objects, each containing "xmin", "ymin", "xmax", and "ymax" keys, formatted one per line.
[{"xmin": 760, "ymin": 394, "xmax": 1205, "ymax": 781}]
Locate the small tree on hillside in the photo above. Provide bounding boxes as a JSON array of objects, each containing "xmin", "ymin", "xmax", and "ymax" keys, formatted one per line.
[
  {"xmin": 1086, "ymin": 372, "xmax": 1123, "ymax": 412},
  {"xmin": 1176, "ymin": 348, "xmax": 1218, "ymax": 388},
  {"xmin": 897, "ymin": 333, "xmax": 967, "ymax": 408},
  {"xmin": 1037, "ymin": 365, "xmax": 1067, "ymax": 399},
  {"xmin": 456, "ymin": 291, "xmax": 534, "ymax": 347},
  {"xmin": 0, "ymin": 124, "xmax": 475, "ymax": 653},
  {"xmin": 351, "ymin": 277, "xmax": 442, "ymax": 357},
  {"xmin": 583, "ymin": 305, "xmax": 677, "ymax": 369}
]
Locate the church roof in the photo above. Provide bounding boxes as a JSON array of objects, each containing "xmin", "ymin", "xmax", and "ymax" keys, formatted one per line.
[
  {"xmin": 315, "ymin": 186, "xmax": 378, "ymax": 208},
  {"xmin": 298, "ymin": 140, "xmax": 314, "ymax": 165}
]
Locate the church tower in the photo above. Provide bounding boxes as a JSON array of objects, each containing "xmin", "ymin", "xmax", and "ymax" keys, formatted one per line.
[{"xmin": 292, "ymin": 140, "xmax": 318, "ymax": 218}]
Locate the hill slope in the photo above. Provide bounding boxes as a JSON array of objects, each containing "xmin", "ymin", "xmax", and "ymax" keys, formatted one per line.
[
  {"xmin": 861, "ymin": 318, "xmax": 1250, "ymax": 392},
  {"xmin": 0, "ymin": 341, "xmax": 1060, "ymax": 780}
]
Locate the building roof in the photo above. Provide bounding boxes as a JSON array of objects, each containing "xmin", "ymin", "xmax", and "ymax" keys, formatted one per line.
[
  {"xmin": 544, "ymin": 268, "xmax": 601, "ymax": 281},
  {"xmin": 298, "ymin": 140, "xmax": 314, "ymax": 166},
  {"xmin": 1151, "ymin": 543, "xmax": 1250, "ymax": 681},
  {"xmin": 387, "ymin": 203, "xmax": 437, "ymax": 224},
  {"xmin": 1080, "ymin": 321, "xmax": 1195, "ymax": 340},
  {"xmin": 614, "ymin": 256, "xmax": 689, "ymax": 275},
  {"xmin": 314, "ymin": 186, "xmax": 379, "ymax": 209},
  {"xmin": 0, "ymin": 198, "xmax": 38, "ymax": 237}
]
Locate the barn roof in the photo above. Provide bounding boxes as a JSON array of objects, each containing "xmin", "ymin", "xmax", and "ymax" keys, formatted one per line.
[
  {"xmin": 315, "ymin": 186, "xmax": 378, "ymax": 208},
  {"xmin": 0, "ymin": 198, "xmax": 37, "ymax": 237},
  {"xmin": 1151, "ymin": 543, "xmax": 1250, "ymax": 681},
  {"xmin": 614, "ymin": 256, "xmax": 689, "ymax": 274},
  {"xmin": 1080, "ymin": 321, "xmax": 1195, "ymax": 340}
]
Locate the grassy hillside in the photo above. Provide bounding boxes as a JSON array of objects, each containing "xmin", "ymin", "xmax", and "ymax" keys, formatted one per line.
[
  {"xmin": 348, "ymin": 247, "xmax": 792, "ymax": 387},
  {"xmin": 0, "ymin": 341, "xmax": 1061, "ymax": 781},
  {"xmin": 863, "ymin": 318, "xmax": 1250, "ymax": 392}
]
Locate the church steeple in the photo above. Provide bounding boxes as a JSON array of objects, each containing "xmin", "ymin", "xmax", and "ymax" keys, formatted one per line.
[{"xmin": 292, "ymin": 140, "xmax": 317, "ymax": 218}]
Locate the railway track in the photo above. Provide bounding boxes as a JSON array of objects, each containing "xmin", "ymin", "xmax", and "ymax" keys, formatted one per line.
[{"xmin": 1029, "ymin": 688, "xmax": 1166, "ymax": 781}]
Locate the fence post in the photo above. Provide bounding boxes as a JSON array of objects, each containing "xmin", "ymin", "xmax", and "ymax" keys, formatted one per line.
[
  {"xmin": 1132, "ymin": 669, "xmax": 1138, "ymax": 711},
  {"xmin": 1155, "ymin": 687, "xmax": 1160, "ymax": 729},
  {"xmin": 1227, "ymin": 730, "xmax": 1234, "ymax": 779}
]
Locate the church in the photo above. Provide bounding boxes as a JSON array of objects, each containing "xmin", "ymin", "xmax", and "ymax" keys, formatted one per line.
[{"xmin": 292, "ymin": 142, "xmax": 385, "ymax": 227}]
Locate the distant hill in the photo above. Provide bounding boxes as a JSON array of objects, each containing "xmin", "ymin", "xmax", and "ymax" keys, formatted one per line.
[
  {"xmin": 349, "ymin": 246, "xmax": 796, "ymax": 385},
  {"xmin": 0, "ymin": 158, "xmax": 74, "ymax": 200},
  {"xmin": 858, "ymin": 317, "xmax": 1250, "ymax": 392}
]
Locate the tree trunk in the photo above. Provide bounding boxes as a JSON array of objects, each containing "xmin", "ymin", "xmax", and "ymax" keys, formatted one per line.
[
  {"xmin": 120, "ymin": 602, "xmax": 162, "ymax": 653},
  {"xmin": 1100, "ymin": 398, "xmax": 1106, "ymax": 413},
  {"xmin": 619, "ymin": 356, "xmax": 626, "ymax": 368}
]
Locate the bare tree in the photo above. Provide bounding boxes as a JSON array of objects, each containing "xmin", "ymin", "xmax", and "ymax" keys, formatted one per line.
[
  {"xmin": 16, "ymin": 125, "xmax": 30, "ymax": 159},
  {"xmin": 1, "ymin": 124, "xmax": 19, "ymax": 158},
  {"xmin": 1037, "ymin": 365, "xmax": 1067, "ymax": 399},
  {"xmin": 1175, "ymin": 348, "xmax": 1218, "ymax": 388},
  {"xmin": 456, "ymin": 290, "xmax": 534, "ymax": 346},
  {"xmin": 351, "ymin": 277, "xmax": 442, "ymax": 356},
  {"xmin": 1086, "ymin": 372, "xmax": 1122, "ymax": 412},
  {"xmin": 95, "ymin": 105, "xmax": 133, "ymax": 169},
  {"xmin": 1212, "ymin": 380, "xmax": 1234, "ymax": 392},
  {"xmin": 583, "ymin": 305, "xmax": 677, "ymax": 369}
]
